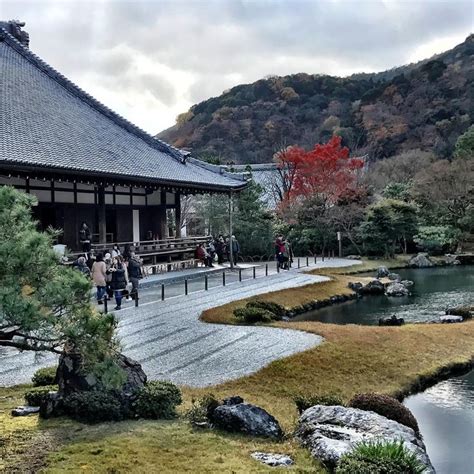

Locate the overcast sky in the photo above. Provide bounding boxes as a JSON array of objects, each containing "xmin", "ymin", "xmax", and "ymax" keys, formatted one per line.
[{"xmin": 1, "ymin": 0, "xmax": 472, "ymax": 134}]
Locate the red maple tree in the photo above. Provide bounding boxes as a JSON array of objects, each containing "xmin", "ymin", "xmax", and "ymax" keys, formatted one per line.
[{"xmin": 275, "ymin": 136, "xmax": 364, "ymax": 209}]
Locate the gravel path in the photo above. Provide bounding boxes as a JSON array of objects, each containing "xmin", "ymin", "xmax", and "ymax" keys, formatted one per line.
[{"xmin": 0, "ymin": 259, "xmax": 360, "ymax": 387}]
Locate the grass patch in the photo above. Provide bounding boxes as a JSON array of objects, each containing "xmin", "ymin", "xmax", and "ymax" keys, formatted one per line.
[{"xmin": 2, "ymin": 256, "xmax": 472, "ymax": 472}]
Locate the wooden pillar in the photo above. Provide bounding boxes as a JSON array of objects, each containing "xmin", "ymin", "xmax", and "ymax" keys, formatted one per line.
[
  {"xmin": 97, "ymin": 186, "xmax": 106, "ymax": 244},
  {"xmin": 229, "ymin": 191, "xmax": 234, "ymax": 269},
  {"xmin": 160, "ymin": 190, "xmax": 167, "ymax": 239},
  {"xmin": 175, "ymin": 192, "xmax": 181, "ymax": 238}
]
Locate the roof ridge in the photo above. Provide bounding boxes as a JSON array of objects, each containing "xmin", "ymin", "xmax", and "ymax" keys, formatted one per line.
[
  {"xmin": 0, "ymin": 27, "xmax": 186, "ymax": 163},
  {"xmin": 186, "ymin": 157, "xmax": 249, "ymax": 182}
]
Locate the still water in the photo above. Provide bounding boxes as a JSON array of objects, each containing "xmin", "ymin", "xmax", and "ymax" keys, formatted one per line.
[
  {"xmin": 404, "ymin": 370, "xmax": 474, "ymax": 474},
  {"xmin": 293, "ymin": 265, "xmax": 474, "ymax": 325},
  {"xmin": 292, "ymin": 265, "xmax": 474, "ymax": 473}
]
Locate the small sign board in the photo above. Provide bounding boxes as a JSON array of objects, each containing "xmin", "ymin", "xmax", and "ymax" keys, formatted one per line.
[{"xmin": 337, "ymin": 231, "xmax": 342, "ymax": 241}]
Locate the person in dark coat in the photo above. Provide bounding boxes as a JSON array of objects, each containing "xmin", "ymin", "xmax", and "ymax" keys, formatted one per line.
[
  {"xmin": 128, "ymin": 252, "xmax": 143, "ymax": 299},
  {"xmin": 215, "ymin": 235, "xmax": 225, "ymax": 264},
  {"xmin": 275, "ymin": 236, "xmax": 288, "ymax": 270},
  {"xmin": 79, "ymin": 222, "xmax": 92, "ymax": 253},
  {"xmin": 110, "ymin": 256, "xmax": 128, "ymax": 310},
  {"xmin": 231, "ymin": 235, "xmax": 240, "ymax": 266},
  {"xmin": 73, "ymin": 255, "xmax": 91, "ymax": 278}
]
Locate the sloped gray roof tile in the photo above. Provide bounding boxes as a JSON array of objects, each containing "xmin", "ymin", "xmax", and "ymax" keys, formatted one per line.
[{"xmin": 0, "ymin": 29, "xmax": 246, "ymax": 192}]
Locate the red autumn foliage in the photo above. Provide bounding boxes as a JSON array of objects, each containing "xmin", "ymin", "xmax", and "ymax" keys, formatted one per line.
[{"xmin": 275, "ymin": 136, "xmax": 364, "ymax": 209}]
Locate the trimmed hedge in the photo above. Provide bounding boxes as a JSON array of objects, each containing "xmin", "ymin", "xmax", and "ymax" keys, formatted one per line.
[
  {"xmin": 234, "ymin": 306, "xmax": 276, "ymax": 323},
  {"xmin": 24, "ymin": 385, "xmax": 58, "ymax": 407},
  {"xmin": 349, "ymin": 393, "xmax": 420, "ymax": 436},
  {"xmin": 336, "ymin": 440, "xmax": 427, "ymax": 474},
  {"xmin": 135, "ymin": 381, "xmax": 182, "ymax": 419},
  {"xmin": 32, "ymin": 366, "xmax": 57, "ymax": 386},
  {"xmin": 246, "ymin": 300, "xmax": 286, "ymax": 317},
  {"xmin": 63, "ymin": 390, "xmax": 124, "ymax": 422},
  {"xmin": 294, "ymin": 394, "xmax": 345, "ymax": 414}
]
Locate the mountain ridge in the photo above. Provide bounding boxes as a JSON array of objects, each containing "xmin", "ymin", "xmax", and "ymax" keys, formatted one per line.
[{"xmin": 158, "ymin": 34, "xmax": 473, "ymax": 164}]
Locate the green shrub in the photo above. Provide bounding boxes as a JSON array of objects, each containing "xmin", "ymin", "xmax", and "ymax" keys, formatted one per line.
[
  {"xmin": 246, "ymin": 300, "xmax": 286, "ymax": 318},
  {"xmin": 349, "ymin": 393, "xmax": 420, "ymax": 436},
  {"xmin": 135, "ymin": 381, "xmax": 182, "ymax": 419},
  {"xmin": 63, "ymin": 390, "xmax": 124, "ymax": 422},
  {"xmin": 414, "ymin": 226, "xmax": 460, "ymax": 255},
  {"xmin": 32, "ymin": 366, "xmax": 57, "ymax": 386},
  {"xmin": 24, "ymin": 385, "xmax": 58, "ymax": 407},
  {"xmin": 336, "ymin": 440, "xmax": 427, "ymax": 474},
  {"xmin": 294, "ymin": 394, "xmax": 344, "ymax": 413},
  {"xmin": 186, "ymin": 393, "xmax": 220, "ymax": 425},
  {"xmin": 234, "ymin": 306, "xmax": 276, "ymax": 323}
]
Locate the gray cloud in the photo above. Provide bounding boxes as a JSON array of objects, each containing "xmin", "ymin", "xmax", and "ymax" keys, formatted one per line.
[{"xmin": 0, "ymin": 0, "xmax": 471, "ymax": 132}]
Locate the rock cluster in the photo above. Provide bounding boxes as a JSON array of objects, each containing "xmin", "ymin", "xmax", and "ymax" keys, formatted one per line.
[{"xmin": 296, "ymin": 405, "xmax": 434, "ymax": 472}]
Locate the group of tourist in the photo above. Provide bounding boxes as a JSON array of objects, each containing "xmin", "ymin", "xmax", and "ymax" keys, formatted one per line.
[
  {"xmin": 195, "ymin": 235, "xmax": 240, "ymax": 267},
  {"xmin": 275, "ymin": 235, "xmax": 294, "ymax": 270},
  {"xmin": 73, "ymin": 237, "xmax": 144, "ymax": 311}
]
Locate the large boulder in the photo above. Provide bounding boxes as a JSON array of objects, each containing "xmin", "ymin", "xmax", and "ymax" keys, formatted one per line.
[
  {"xmin": 295, "ymin": 405, "xmax": 434, "ymax": 472},
  {"xmin": 387, "ymin": 272, "xmax": 401, "ymax": 281},
  {"xmin": 211, "ymin": 398, "xmax": 282, "ymax": 438},
  {"xmin": 57, "ymin": 352, "xmax": 146, "ymax": 397},
  {"xmin": 409, "ymin": 253, "xmax": 434, "ymax": 268},
  {"xmin": 385, "ymin": 282, "xmax": 410, "ymax": 297},
  {"xmin": 376, "ymin": 266, "xmax": 390, "ymax": 278},
  {"xmin": 360, "ymin": 279, "xmax": 385, "ymax": 295}
]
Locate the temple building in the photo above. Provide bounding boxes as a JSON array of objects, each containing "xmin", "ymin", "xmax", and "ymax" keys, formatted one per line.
[{"xmin": 0, "ymin": 20, "xmax": 247, "ymax": 250}]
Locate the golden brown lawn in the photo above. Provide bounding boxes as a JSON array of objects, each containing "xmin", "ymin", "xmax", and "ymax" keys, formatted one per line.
[{"xmin": 2, "ymin": 257, "xmax": 472, "ymax": 473}]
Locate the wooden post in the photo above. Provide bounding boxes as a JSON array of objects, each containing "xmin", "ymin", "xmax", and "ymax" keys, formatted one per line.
[
  {"xmin": 97, "ymin": 186, "xmax": 106, "ymax": 244},
  {"xmin": 175, "ymin": 192, "xmax": 181, "ymax": 238},
  {"xmin": 229, "ymin": 191, "xmax": 234, "ymax": 270}
]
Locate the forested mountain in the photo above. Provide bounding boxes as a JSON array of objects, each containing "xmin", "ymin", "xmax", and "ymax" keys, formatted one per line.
[{"xmin": 158, "ymin": 35, "xmax": 473, "ymax": 164}]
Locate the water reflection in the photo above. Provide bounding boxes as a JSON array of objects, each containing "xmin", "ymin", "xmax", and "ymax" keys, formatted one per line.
[
  {"xmin": 404, "ymin": 370, "xmax": 474, "ymax": 474},
  {"xmin": 293, "ymin": 266, "xmax": 474, "ymax": 325}
]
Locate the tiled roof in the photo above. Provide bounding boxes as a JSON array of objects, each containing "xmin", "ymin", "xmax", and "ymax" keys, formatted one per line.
[{"xmin": 0, "ymin": 28, "xmax": 247, "ymax": 192}]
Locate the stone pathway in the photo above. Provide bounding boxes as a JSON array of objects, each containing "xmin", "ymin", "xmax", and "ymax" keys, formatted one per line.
[{"xmin": 0, "ymin": 259, "xmax": 360, "ymax": 387}]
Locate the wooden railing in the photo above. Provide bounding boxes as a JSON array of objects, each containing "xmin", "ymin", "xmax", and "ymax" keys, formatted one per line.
[{"xmin": 90, "ymin": 236, "xmax": 212, "ymax": 263}]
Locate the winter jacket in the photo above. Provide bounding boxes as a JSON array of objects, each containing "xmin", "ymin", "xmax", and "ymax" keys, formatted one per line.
[
  {"xmin": 128, "ymin": 258, "xmax": 143, "ymax": 279},
  {"xmin": 79, "ymin": 227, "xmax": 91, "ymax": 242},
  {"xmin": 110, "ymin": 263, "xmax": 128, "ymax": 290},
  {"xmin": 91, "ymin": 261, "xmax": 107, "ymax": 287}
]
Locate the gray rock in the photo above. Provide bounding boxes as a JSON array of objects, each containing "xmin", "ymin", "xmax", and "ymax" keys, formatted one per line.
[
  {"xmin": 387, "ymin": 272, "xmax": 401, "ymax": 281},
  {"xmin": 57, "ymin": 351, "xmax": 146, "ymax": 397},
  {"xmin": 11, "ymin": 405, "xmax": 40, "ymax": 416},
  {"xmin": 379, "ymin": 315, "xmax": 404, "ymax": 326},
  {"xmin": 445, "ymin": 254, "xmax": 461, "ymax": 265},
  {"xmin": 295, "ymin": 405, "xmax": 434, "ymax": 472},
  {"xmin": 39, "ymin": 391, "xmax": 63, "ymax": 419},
  {"xmin": 360, "ymin": 279, "xmax": 385, "ymax": 295},
  {"xmin": 251, "ymin": 452, "xmax": 294, "ymax": 467},
  {"xmin": 212, "ymin": 402, "xmax": 282, "ymax": 438},
  {"xmin": 385, "ymin": 282, "xmax": 409, "ymax": 297},
  {"xmin": 440, "ymin": 315, "xmax": 463, "ymax": 323},
  {"xmin": 401, "ymin": 280, "xmax": 414, "ymax": 288},
  {"xmin": 409, "ymin": 253, "xmax": 434, "ymax": 268},
  {"xmin": 376, "ymin": 266, "xmax": 390, "ymax": 278}
]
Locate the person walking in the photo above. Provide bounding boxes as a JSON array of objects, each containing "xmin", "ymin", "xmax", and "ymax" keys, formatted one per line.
[
  {"xmin": 110, "ymin": 256, "xmax": 128, "ymax": 310},
  {"xmin": 128, "ymin": 251, "xmax": 143, "ymax": 300},
  {"xmin": 111, "ymin": 243, "xmax": 121, "ymax": 258},
  {"xmin": 231, "ymin": 235, "xmax": 240, "ymax": 266},
  {"xmin": 91, "ymin": 253, "xmax": 107, "ymax": 304},
  {"xmin": 79, "ymin": 222, "xmax": 92, "ymax": 254}
]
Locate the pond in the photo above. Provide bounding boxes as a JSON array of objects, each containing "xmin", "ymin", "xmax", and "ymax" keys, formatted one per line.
[
  {"xmin": 404, "ymin": 370, "xmax": 474, "ymax": 474},
  {"xmin": 292, "ymin": 265, "xmax": 474, "ymax": 325}
]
